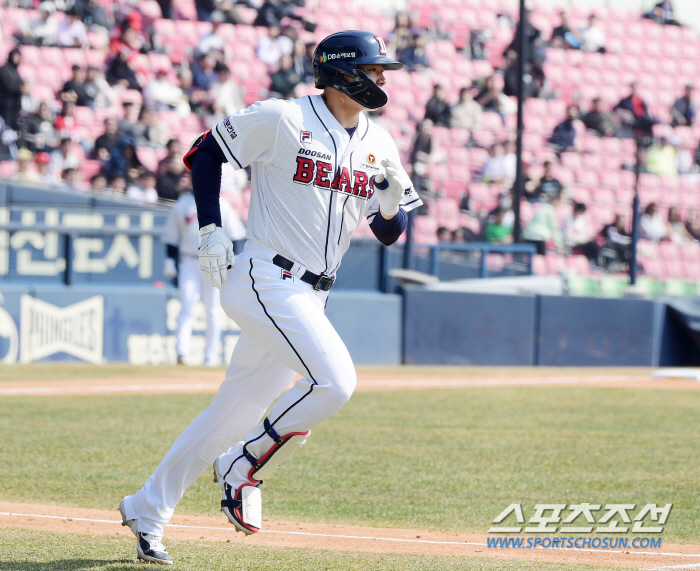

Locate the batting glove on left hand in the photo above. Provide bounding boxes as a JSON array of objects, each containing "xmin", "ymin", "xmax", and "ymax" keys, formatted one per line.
[
  {"xmin": 375, "ymin": 159, "xmax": 410, "ymax": 218},
  {"xmin": 199, "ymin": 223, "xmax": 234, "ymax": 289}
]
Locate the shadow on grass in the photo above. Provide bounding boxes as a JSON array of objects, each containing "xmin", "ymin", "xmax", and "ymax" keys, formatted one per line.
[{"xmin": 0, "ymin": 560, "xmax": 139, "ymax": 570}]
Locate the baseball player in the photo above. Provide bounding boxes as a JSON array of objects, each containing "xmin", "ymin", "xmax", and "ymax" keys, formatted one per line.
[
  {"xmin": 162, "ymin": 186, "xmax": 246, "ymax": 366},
  {"xmin": 119, "ymin": 30, "xmax": 421, "ymax": 564}
]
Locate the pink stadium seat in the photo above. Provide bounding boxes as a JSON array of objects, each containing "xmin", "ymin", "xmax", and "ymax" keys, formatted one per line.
[
  {"xmin": 684, "ymin": 262, "xmax": 700, "ymax": 281},
  {"xmin": 567, "ymin": 255, "xmax": 591, "ymax": 276},
  {"xmin": 545, "ymin": 254, "xmax": 566, "ymax": 275},
  {"xmin": 533, "ymin": 254, "xmax": 547, "ymax": 275},
  {"xmin": 0, "ymin": 161, "xmax": 17, "ymax": 178},
  {"xmin": 679, "ymin": 242, "xmax": 700, "ymax": 262},
  {"xmin": 658, "ymin": 242, "xmax": 680, "ymax": 261},
  {"xmin": 641, "ymin": 257, "xmax": 664, "ymax": 278}
]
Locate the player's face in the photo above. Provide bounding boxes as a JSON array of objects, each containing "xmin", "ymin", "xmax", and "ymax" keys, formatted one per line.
[{"xmin": 356, "ymin": 64, "xmax": 386, "ymax": 87}]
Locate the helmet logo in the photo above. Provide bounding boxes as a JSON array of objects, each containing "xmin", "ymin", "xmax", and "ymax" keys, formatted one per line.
[
  {"xmin": 375, "ymin": 36, "xmax": 387, "ymax": 55},
  {"xmin": 322, "ymin": 52, "xmax": 327, "ymax": 62}
]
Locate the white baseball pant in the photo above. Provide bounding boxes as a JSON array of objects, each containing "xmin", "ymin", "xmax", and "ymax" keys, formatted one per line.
[
  {"xmin": 176, "ymin": 256, "xmax": 221, "ymax": 365},
  {"xmin": 123, "ymin": 240, "xmax": 356, "ymax": 536}
]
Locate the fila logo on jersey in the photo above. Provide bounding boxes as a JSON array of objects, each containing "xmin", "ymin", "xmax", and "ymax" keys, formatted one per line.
[
  {"xmin": 375, "ymin": 36, "xmax": 387, "ymax": 55},
  {"xmin": 300, "ymin": 131, "xmax": 312, "ymax": 144},
  {"xmin": 293, "ymin": 157, "xmax": 375, "ymax": 199},
  {"xmin": 281, "ymin": 270, "xmax": 294, "ymax": 281}
]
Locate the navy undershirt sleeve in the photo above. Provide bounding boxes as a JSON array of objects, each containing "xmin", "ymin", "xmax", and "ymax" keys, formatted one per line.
[
  {"xmin": 166, "ymin": 244, "xmax": 178, "ymax": 261},
  {"xmin": 370, "ymin": 207, "xmax": 407, "ymax": 246},
  {"xmin": 191, "ymin": 134, "xmax": 227, "ymax": 228}
]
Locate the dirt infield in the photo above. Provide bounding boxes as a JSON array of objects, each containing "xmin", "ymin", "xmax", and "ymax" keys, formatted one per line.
[
  {"xmin": 1, "ymin": 502, "xmax": 699, "ymax": 569},
  {"xmin": 0, "ymin": 367, "xmax": 698, "ymax": 396}
]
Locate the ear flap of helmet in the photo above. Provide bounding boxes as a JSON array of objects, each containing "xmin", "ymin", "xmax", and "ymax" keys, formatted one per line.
[{"xmin": 342, "ymin": 68, "xmax": 388, "ymax": 109}]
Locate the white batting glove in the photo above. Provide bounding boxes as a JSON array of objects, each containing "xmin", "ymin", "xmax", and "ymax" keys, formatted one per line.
[
  {"xmin": 163, "ymin": 257, "xmax": 177, "ymax": 279},
  {"xmin": 199, "ymin": 223, "xmax": 234, "ymax": 289},
  {"xmin": 375, "ymin": 159, "xmax": 409, "ymax": 218}
]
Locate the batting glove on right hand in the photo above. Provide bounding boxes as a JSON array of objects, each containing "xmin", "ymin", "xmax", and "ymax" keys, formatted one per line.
[
  {"xmin": 199, "ymin": 223, "xmax": 234, "ymax": 289},
  {"xmin": 163, "ymin": 257, "xmax": 177, "ymax": 279},
  {"xmin": 375, "ymin": 159, "xmax": 409, "ymax": 218}
]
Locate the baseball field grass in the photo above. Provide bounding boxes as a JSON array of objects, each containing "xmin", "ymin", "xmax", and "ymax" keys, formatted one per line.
[
  {"xmin": 0, "ymin": 377, "xmax": 697, "ymax": 544},
  {"xmin": 0, "ymin": 528, "xmax": 624, "ymax": 571}
]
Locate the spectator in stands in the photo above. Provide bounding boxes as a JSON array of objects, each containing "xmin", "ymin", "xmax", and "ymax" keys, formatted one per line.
[
  {"xmin": 56, "ymin": 7, "xmax": 88, "ymax": 48},
  {"xmin": 600, "ymin": 213, "xmax": 631, "ymax": 268},
  {"xmin": 157, "ymin": 155, "xmax": 185, "ymax": 200},
  {"xmin": 482, "ymin": 142, "xmax": 516, "ymax": 184},
  {"xmin": 256, "ymin": 25, "xmax": 294, "ymax": 68},
  {"xmin": 144, "ymin": 70, "xmax": 190, "ymax": 115},
  {"xmin": 644, "ymin": 0, "xmax": 681, "ymax": 26},
  {"xmin": 523, "ymin": 191, "xmax": 565, "ymax": 255},
  {"xmin": 580, "ymin": 13, "xmax": 606, "ymax": 53},
  {"xmin": 253, "ymin": 0, "xmax": 305, "ymax": 29},
  {"xmin": 270, "ymin": 55, "xmax": 301, "ymax": 100},
  {"xmin": 116, "ymin": 101, "xmax": 139, "ymax": 141},
  {"xmin": 670, "ymin": 84, "xmax": 695, "ymax": 128},
  {"xmin": 54, "ymin": 99, "xmax": 81, "ymax": 142},
  {"xmin": 134, "ymin": 107, "xmax": 170, "ymax": 148},
  {"xmin": 84, "ymin": 66, "xmax": 114, "ymax": 109},
  {"xmin": 645, "ymin": 136, "xmax": 677, "ymax": 177},
  {"xmin": 437, "ymin": 227, "xmax": 452, "ymax": 243},
  {"xmin": 218, "ymin": 0, "xmax": 246, "ymax": 25},
  {"xmin": 106, "ymin": 51, "xmax": 141, "ymax": 91},
  {"xmin": 389, "ymin": 12, "xmax": 415, "ymax": 54},
  {"xmin": 398, "ymin": 34, "xmax": 430, "ymax": 72},
  {"xmin": 195, "ymin": 0, "xmax": 217, "ymax": 21},
  {"xmin": 78, "ymin": 0, "xmax": 113, "ymax": 33},
  {"xmin": 550, "ymin": 11, "xmax": 581, "ymax": 49},
  {"xmin": 686, "ymin": 209, "xmax": 700, "ymax": 241},
  {"xmin": 424, "ymin": 85, "xmax": 451, "ymax": 128},
  {"xmin": 90, "ymin": 173, "xmax": 107, "ymax": 190},
  {"xmin": 48, "ymin": 138, "xmax": 79, "ymax": 183},
  {"xmin": 157, "ymin": 139, "xmax": 182, "ymax": 177},
  {"xmin": 450, "ymin": 87, "xmax": 482, "ymax": 133},
  {"xmin": 0, "ymin": 48, "xmax": 23, "ymax": 131},
  {"xmin": 299, "ymin": 42, "xmax": 316, "ymax": 84},
  {"xmin": 93, "ymin": 117, "xmax": 121, "ymax": 161},
  {"xmin": 667, "ymin": 207, "xmax": 694, "ymax": 242},
  {"xmin": 506, "ymin": 9, "xmax": 546, "ymax": 69},
  {"xmin": 503, "ymin": 51, "xmax": 541, "ymax": 100},
  {"xmin": 548, "ymin": 105, "xmax": 580, "ymax": 156},
  {"xmin": 178, "ymin": 68, "xmax": 206, "ymax": 115},
  {"xmin": 126, "ymin": 170, "xmax": 159, "ymax": 203},
  {"xmin": 563, "ymin": 202, "xmax": 599, "ymax": 264},
  {"xmin": 410, "ymin": 119, "xmax": 437, "ymax": 194},
  {"xmin": 582, "ymin": 98, "xmax": 616, "ymax": 137},
  {"xmin": 483, "ymin": 207, "xmax": 514, "ymax": 244},
  {"xmin": 614, "ymin": 83, "xmax": 655, "ymax": 137},
  {"xmin": 485, "ymin": 193, "xmax": 515, "ymax": 229},
  {"xmin": 19, "ymin": 102, "xmax": 56, "ymax": 152},
  {"xmin": 209, "ymin": 65, "xmax": 245, "ymax": 119},
  {"xmin": 9, "ymin": 148, "xmax": 43, "ymax": 185},
  {"xmin": 108, "ymin": 19, "xmax": 145, "ymax": 59},
  {"xmin": 60, "ymin": 66, "xmax": 93, "ymax": 108},
  {"xmin": 16, "ymin": 1, "xmax": 58, "ymax": 46},
  {"xmin": 197, "ymin": 12, "xmax": 227, "ymax": 60},
  {"xmin": 102, "ymin": 140, "xmax": 143, "ymax": 179},
  {"xmin": 107, "ymin": 174, "xmax": 126, "ymax": 193},
  {"xmin": 60, "ymin": 167, "xmax": 82, "ymax": 190},
  {"xmin": 530, "ymin": 160, "xmax": 564, "ymax": 200},
  {"xmin": 640, "ymin": 203, "xmax": 668, "ymax": 241},
  {"xmin": 193, "ymin": 54, "xmax": 219, "ymax": 91},
  {"xmin": 475, "ymin": 76, "xmax": 502, "ymax": 115},
  {"xmin": 673, "ymin": 137, "xmax": 693, "ymax": 174}
]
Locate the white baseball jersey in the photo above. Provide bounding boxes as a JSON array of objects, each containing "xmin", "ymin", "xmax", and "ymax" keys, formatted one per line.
[
  {"xmin": 210, "ymin": 95, "xmax": 422, "ymax": 276},
  {"xmin": 162, "ymin": 192, "xmax": 247, "ymax": 256}
]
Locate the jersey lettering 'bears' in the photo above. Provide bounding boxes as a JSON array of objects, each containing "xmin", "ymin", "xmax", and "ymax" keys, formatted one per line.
[{"xmin": 293, "ymin": 157, "xmax": 373, "ymax": 199}]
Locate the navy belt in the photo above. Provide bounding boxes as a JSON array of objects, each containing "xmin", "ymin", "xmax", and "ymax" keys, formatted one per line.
[{"xmin": 272, "ymin": 254, "xmax": 335, "ymax": 291}]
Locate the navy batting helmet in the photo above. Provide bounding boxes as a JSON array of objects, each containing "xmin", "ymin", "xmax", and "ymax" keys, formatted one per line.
[{"xmin": 313, "ymin": 30, "xmax": 403, "ymax": 110}]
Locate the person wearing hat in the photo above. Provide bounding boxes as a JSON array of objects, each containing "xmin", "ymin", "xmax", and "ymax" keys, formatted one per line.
[
  {"xmin": 9, "ymin": 148, "xmax": 43, "ymax": 184},
  {"xmin": 17, "ymin": 1, "xmax": 58, "ymax": 46},
  {"xmin": 35, "ymin": 151, "xmax": 52, "ymax": 183},
  {"xmin": 670, "ymin": 84, "xmax": 696, "ymax": 128}
]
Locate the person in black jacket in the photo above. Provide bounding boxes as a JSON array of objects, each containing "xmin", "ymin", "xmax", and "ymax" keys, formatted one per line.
[
  {"xmin": 424, "ymin": 84, "xmax": 451, "ymax": 127},
  {"xmin": 106, "ymin": 51, "xmax": 141, "ymax": 91},
  {"xmin": 253, "ymin": 0, "xmax": 303, "ymax": 28},
  {"xmin": 0, "ymin": 49, "xmax": 23, "ymax": 130}
]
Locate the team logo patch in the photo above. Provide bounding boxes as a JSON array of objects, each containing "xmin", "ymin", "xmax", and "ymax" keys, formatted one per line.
[
  {"xmin": 367, "ymin": 153, "xmax": 376, "ymax": 165},
  {"xmin": 223, "ymin": 117, "xmax": 237, "ymax": 140},
  {"xmin": 375, "ymin": 36, "xmax": 387, "ymax": 55},
  {"xmin": 281, "ymin": 270, "xmax": 294, "ymax": 281},
  {"xmin": 300, "ymin": 131, "xmax": 312, "ymax": 144}
]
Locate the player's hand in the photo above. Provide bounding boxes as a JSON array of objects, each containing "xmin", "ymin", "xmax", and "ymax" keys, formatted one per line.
[
  {"xmin": 376, "ymin": 159, "xmax": 409, "ymax": 218},
  {"xmin": 199, "ymin": 223, "xmax": 234, "ymax": 289},
  {"xmin": 163, "ymin": 258, "xmax": 178, "ymax": 279}
]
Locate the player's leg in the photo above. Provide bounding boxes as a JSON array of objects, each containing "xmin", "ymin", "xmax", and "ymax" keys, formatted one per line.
[
  {"xmin": 213, "ymin": 255, "xmax": 356, "ymax": 531},
  {"xmin": 200, "ymin": 272, "xmax": 222, "ymax": 366},
  {"xmin": 175, "ymin": 257, "xmax": 201, "ymax": 363},
  {"xmin": 122, "ymin": 331, "xmax": 296, "ymax": 538}
]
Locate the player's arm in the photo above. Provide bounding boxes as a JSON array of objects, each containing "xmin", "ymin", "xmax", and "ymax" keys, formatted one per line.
[
  {"xmin": 183, "ymin": 131, "xmax": 234, "ymax": 288},
  {"xmin": 161, "ymin": 205, "xmax": 181, "ymax": 280}
]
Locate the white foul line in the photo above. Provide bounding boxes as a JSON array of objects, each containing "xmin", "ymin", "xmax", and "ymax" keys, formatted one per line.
[
  {"xmin": 2, "ymin": 511, "xmax": 700, "ymax": 559},
  {"xmin": 644, "ymin": 564, "xmax": 700, "ymax": 570}
]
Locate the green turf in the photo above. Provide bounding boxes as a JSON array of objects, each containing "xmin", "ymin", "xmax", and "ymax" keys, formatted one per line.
[
  {"xmin": 0, "ymin": 528, "xmax": 630, "ymax": 570},
  {"xmin": 0, "ymin": 386, "xmax": 697, "ymax": 544}
]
